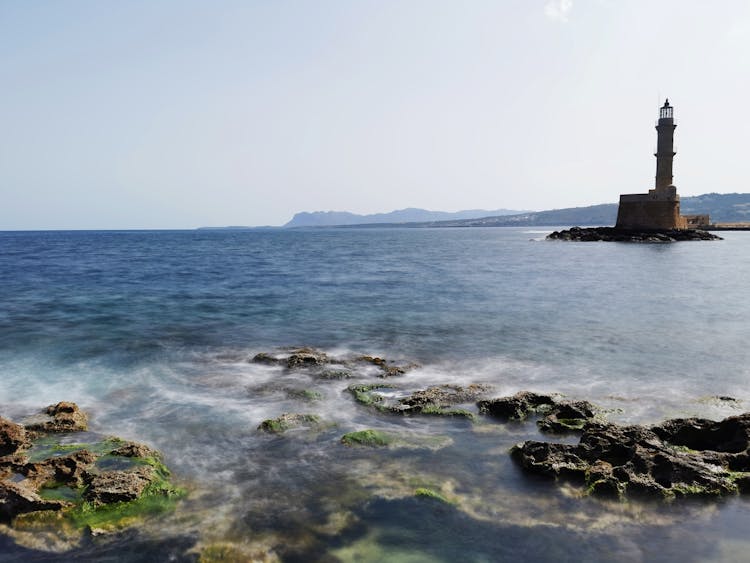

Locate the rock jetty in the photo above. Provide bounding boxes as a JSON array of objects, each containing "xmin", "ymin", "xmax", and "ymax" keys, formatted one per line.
[{"xmin": 547, "ymin": 226, "xmax": 722, "ymax": 242}]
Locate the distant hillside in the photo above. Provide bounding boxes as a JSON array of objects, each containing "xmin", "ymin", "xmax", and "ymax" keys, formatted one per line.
[
  {"xmin": 283, "ymin": 207, "xmax": 527, "ymax": 228},
  {"xmin": 680, "ymin": 193, "xmax": 750, "ymax": 223},
  {"xmin": 429, "ymin": 193, "xmax": 750, "ymax": 228}
]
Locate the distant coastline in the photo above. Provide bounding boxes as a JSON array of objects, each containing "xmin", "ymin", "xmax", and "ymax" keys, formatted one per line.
[{"xmin": 199, "ymin": 192, "xmax": 750, "ymax": 231}]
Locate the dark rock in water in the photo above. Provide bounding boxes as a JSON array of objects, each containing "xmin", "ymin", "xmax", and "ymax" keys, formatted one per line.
[
  {"xmin": 83, "ymin": 466, "xmax": 156, "ymax": 505},
  {"xmin": 477, "ymin": 392, "xmax": 557, "ymax": 420},
  {"xmin": 0, "ymin": 417, "xmax": 28, "ymax": 457},
  {"xmin": 547, "ymin": 226, "xmax": 722, "ymax": 242},
  {"xmin": 537, "ymin": 400, "xmax": 602, "ymax": 433},
  {"xmin": 250, "ymin": 352, "xmax": 281, "ymax": 365},
  {"xmin": 651, "ymin": 415, "xmax": 750, "ymax": 455},
  {"xmin": 0, "ymin": 481, "xmax": 68, "ymax": 521},
  {"xmin": 286, "ymin": 348, "xmax": 330, "ymax": 369},
  {"xmin": 512, "ymin": 413, "xmax": 750, "ymax": 499},
  {"xmin": 25, "ymin": 402, "xmax": 88, "ymax": 434}
]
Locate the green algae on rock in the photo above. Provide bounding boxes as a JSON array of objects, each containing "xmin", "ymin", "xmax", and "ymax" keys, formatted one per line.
[
  {"xmin": 341, "ymin": 430, "xmax": 392, "ymax": 447},
  {"xmin": 257, "ymin": 413, "xmax": 323, "ymax": 434},
  {"xmin": 0, "ymin": 402, "xmax": 184, "ymax": 536}
]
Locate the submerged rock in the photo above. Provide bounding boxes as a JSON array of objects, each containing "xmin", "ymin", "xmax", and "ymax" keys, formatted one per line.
[
  {"xmin": 512, "ymin": 413, "xmax": 750, "ymax": 499},
  {"xmin": 348, "ymin": 383, "xmax": 484, "ymax": 419},
  {"xmin": 258, "ymin": 413, "xmax": 323, "ymax": 434},
  {"xmin": 547, "ymin": 226, "xmax": 722, "ymax": 242}
]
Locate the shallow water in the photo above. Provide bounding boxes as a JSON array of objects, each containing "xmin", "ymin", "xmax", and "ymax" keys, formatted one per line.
[{"xmin": 1, "ymin": 228, "xmax": 750, "ymax": 561}]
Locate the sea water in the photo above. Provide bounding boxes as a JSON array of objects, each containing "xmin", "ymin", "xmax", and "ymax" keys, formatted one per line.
[{"xmin": 1, "ymin": 228, "xmax": 750, "ymax": 561}]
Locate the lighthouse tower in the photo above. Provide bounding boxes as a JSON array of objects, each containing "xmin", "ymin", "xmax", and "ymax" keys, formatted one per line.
[
  {"xmin": 655, "ymin": 99, "xmax": 676, "ymax": 191},
  {"xmin": 615, "ymin": 99, "xmax": 688, "ymax": 230}
]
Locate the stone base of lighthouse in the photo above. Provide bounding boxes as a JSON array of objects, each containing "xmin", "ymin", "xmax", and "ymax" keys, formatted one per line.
[{"xmin": 615, "ymin": 185, "xmax": 688, "ymax": 230}]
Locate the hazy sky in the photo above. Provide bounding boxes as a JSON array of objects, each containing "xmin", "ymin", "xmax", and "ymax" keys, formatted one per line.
[{"xmin": 2, "ymin": 1, "xmax": 749, "ymax": 229}]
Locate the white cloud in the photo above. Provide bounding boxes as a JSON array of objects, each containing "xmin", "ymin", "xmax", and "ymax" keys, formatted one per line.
[{"xmin": 544, "ymin": 0, "xmax": 573, "ymax": 23}]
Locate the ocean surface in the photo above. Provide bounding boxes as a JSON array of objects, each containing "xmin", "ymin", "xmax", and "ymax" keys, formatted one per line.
[{"xmin": 1, "ymin": 227, "xmax": 750, "ymax": 561}]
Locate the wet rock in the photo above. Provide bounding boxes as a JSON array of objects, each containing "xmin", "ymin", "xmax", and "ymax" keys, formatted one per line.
[
  {"xmin": 348, "ymin": 383, "xmax": 481, "ymax": 419},
  {"xmin": 25, "ymin": 402, "xmax": 88, "ymax": 434},
  {"xmin": 356, "ymin": 355, "xmax": 420, "ymax": 378},
  {"xmin": 316, "ymin": 369, "xmax": 353, "ymax": 380},
  {"xmin": 83, "ymin": 465, "xmax": 156, "ymax": 505},
  {"xmin": 109, "ymin": 441, "xmax": 159, "ymax": 459},
  {"xmin": 512, "ymin": 416, "xmax": 750, "ymax": 499},
  {"xmin": 251, "ymin": 353, "xmax": 281, "ymax": 365},
  {"xmin": 285, "ymin": 348, "xmax": 329, "ymax": 369},
  {"xmin": 651, "ymin": 414, "xmax": 750, "ymax": 454},
  {"xmin": 258, "ymin": 413, "xmax": 322, "ymax": 434},
  {"xmin": 537, "ymin": 400, "xmax": 601, "ymax": 433},
  {"xmin": 0, "ymin": 481, "xmax": 68, "ymax": 522},
  {"xmin": 0, "ymin": 417, "xmax": 28, "ymax": 457},
  {"xmin": 24, "ymin": 450, "xmax": 97, "ymax": 488},
  {"xmin": 477, "ymin": 391, "xmax": 557, "ymax": 420},
  {"xmin": 399, "ymin": 384, "xmax": 492, "ymax": 411},
  {"xmin": 547, "ymin": 226, "xmax": 722, "ymax": 242}
]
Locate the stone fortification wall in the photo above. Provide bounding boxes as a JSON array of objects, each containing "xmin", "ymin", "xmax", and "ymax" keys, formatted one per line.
[{"xmin": 615, "ymin": 194, "xmax": 687, "ymax": 230}]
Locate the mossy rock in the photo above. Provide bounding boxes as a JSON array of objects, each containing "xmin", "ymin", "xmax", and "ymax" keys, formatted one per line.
[
  {"xmin": 341, "ymin": 430, "xmax": 393, "ymax": 447},
  {"xmin": 258, "ymin": 413, "xmax": 322, "ymax": 434}
]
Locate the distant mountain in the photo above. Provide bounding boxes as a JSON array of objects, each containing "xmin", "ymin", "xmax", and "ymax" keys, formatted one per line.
[{"xmin": 283, "ymin": 207, "xmax": 527, "ymax": 228}]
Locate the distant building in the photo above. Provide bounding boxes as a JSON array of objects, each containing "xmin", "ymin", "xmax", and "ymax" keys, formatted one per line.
[{"xmin": 615, "ymin": 100, "xmax": 709, "ymax": 230}]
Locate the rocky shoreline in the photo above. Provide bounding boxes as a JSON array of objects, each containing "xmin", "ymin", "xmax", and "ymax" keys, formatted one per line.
[
  {"xmin": 5, "ymin": 348, "xmax": 750, "ymax": 558},
  {"xmin": 547, "ymin": 226, "xmax": 722, "ymax": 242}
]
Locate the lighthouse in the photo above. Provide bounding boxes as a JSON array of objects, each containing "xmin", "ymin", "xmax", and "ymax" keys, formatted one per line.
[{"xmin": 615, "ymin": 99, "xmax": 690, "ymax": 230}]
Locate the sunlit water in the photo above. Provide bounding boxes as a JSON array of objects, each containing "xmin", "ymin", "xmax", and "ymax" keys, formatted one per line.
[{"xmin": 1, "ymin": 228, "xmax": 750, "ymax": 562}]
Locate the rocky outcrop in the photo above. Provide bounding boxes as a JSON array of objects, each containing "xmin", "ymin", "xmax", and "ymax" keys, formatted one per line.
[
  {"xmin": 512, "ymin": 413, "xmax": 750, "ymax": 499},
  {"xmin": 24, "ymin": 402, "xmax": 88, "ymax": 434},
  {"xmin": 0, "ymin": 402, "xmax": 182, "ymax": 530},
  {"xmin": 477, "ymin": 392, "xmax": 557, "ymax": 420},
  {"xmin": 478, "ymin": 392, "xmax": 602, "ymax": 433},
  {"xmin": 251, "ymin": 348, "xmax": 419, "ymax": 378},
  {"xmin": 84, "ymin": 465, "xmax": 156, "ymax": 505},
  {"xmin": 547, "ymin": 226, "xmax": 722, "ymax": 242},
  {"xmin": 0, "ymin": 417, "xmax": 28, "ymax": 457}
]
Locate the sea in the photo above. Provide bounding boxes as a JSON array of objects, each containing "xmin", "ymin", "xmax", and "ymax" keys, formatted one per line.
[{"xmin": 1, "ymin": 227, "xmax": 750, "ymax": 562}]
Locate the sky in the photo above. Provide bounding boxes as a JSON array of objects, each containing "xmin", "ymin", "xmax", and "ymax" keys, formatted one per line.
[{"xmin": 1, "ymin": 1, "xmax": 750, "ymax": 229}]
